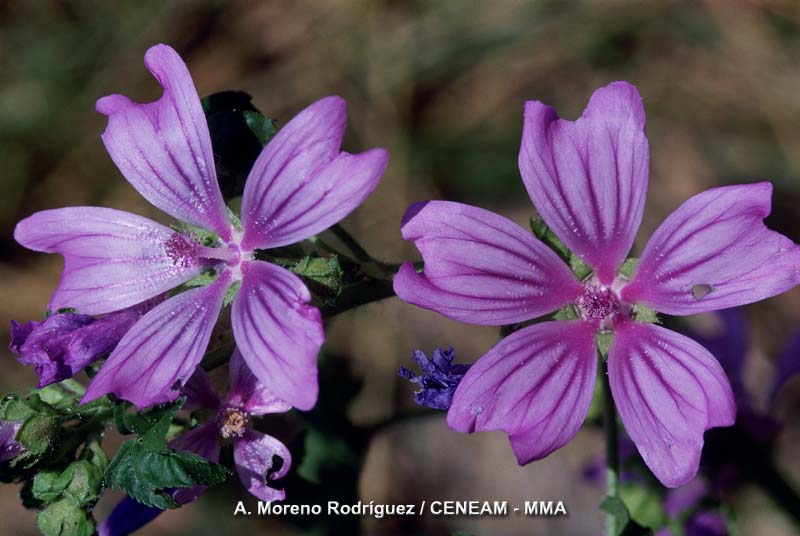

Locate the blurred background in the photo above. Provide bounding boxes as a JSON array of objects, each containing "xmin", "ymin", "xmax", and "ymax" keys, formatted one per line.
[{"xmin": 2, "ymin": 1, "xmax": 800, "ymax": 534}]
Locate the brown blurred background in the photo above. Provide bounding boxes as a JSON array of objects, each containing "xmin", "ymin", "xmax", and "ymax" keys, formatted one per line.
[{"xmin": 2, "ymin": 1, "xmax": 800, "ymax": 534}]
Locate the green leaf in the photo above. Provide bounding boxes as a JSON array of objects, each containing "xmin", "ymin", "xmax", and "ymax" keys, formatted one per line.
[
  {"xmin": 37, "ymin": 498, "xmax": 94, "ymax": 536},
  {"xmin": 243, "ymin": 110, "xmax": 278, "ymax": 147},
  {"xmin": 104, "ymin": 441, "xmax": 229, "ymax": 509},
  {"xmin": 107, "ymin": 398, "xmax": 228, "ymax": 509}
]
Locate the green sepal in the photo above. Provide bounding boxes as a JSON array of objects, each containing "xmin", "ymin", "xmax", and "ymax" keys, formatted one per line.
[
  {"xmin": 170, "ymin": 222, "xmax": 220, "ymax": 247},
  {"xmin": 530, "ymin": 217, "xmax": 570, "ymax": 260},
  {"xmin": 632, "ymin": 304, "xmax": 660, "ymax": 324},
  {"xmin": 596, "ymin": 331, "xmax": 614, "ymax": 359},
  {"xmin": 619, "ymin": 258, "xmax": 639, "ymax": 279},
  {"xmin": 553, "ymin": 304, "xmax": 580, "ymax": 321},
  {"xmin": 290, "ymin": 255, "xmax": 344, "ymax": 298},
  {"xmin": 570, "ymin": 256, "xmax": 593, "ymax": 280},
  {"xmin": 223, "ymin": 280, "xmax": 242, "ymax": 307},
  {"xmin": 182, "ymin": 269, "xmax": 219, "ymax": 289}
]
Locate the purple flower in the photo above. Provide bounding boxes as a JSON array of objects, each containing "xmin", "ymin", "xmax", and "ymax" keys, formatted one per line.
[
  {"xmin": 14, "ymin": 44, "xmax": 388, "ymax": 410},
  {"xmin": 100, "ymin": 350, "xmax": 291, "ymax": 535},
  {"xmin": 393, "ymin": 82, "xmax": 800, "ymax": 487},
  {"xmin": 9, "ymin": 300, "xmax": 155, "ymax": 387},
  {"xmin": 398, "ymin": 347, "xmax": 469, "ymax": 410},
  {"xmin": 0, "ymin": 420, "xmax": 24, "ymax": 462}
]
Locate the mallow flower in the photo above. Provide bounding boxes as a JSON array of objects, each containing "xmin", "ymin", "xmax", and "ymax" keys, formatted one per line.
[
  {"xmin": 393, "ymin": 81, "xmax": 800, "ymax": 487},
  {"xmin": 14, "ymin": 44, "xmax": 388, "ymax": 410},
  {"xmin": 99, "ymin": 350, "xmax": 291, "ymax": 536}
]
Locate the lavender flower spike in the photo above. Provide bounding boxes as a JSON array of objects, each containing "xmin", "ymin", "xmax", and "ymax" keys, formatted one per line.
[
  {"xmin": 394, "ymin": 81, "xmax": 800, "ymax": 487},
  {"xmin": 398, "ymin": 347, "xmax": 469, "ymax": 410},
  {"xmin": 100, "ymin": 351, "xmax": 291, "ymax": 535},
  {"xmin": 14, "ymin": 44, "xmax": 388, "ymax": 410}
]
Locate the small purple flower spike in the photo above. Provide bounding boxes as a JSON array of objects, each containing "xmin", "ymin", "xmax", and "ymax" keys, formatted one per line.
[
  {"xmin": 394, "ymin": 81, "xmax": 800, "ymax": 487},
  {"xmin": 14, "ymin": 44, "xmax": 388, "ymax": 411},
  {"xmin": 9, "ymin": 299, "xmax": 156, "ymax": 387},
  {"xmin": 398, "ymin": 347, "xmax": 469, "ymax": 410}
]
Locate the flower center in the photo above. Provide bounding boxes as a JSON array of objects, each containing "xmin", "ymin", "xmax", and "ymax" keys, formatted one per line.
[
  {"xmin": 576, "ymin": 284, "xmax": 622, "ymax": 324},
  {"xmin": 217, "ymin": 407, "xmax": 249, "ymax": 439}
]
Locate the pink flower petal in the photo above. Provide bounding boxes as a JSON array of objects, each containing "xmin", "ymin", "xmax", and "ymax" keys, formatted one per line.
[
  {"xmin": 231, "ymin": 261, "xmax": 323, "ymax": 411},
  {"xmin": 519, "ymin": 81, "xmax": 649, "ymax": 284},
  {"xmin": 608, "ymin": 321, "xmax": 735, "ymax": 488},
  {"xmin": 447, "ymin": 320, "xmax": 597, "ymax": 464},
  {"xmin": 393, "ymin": 201, "xmax": 582, "ymax": 326},
  {"xmin": 227, "ymin": 349, "xmax": 292, "ymax": 416},
  {"xmin": 82, "ymin": 273, "xmax": 231, "ymax": 408},
  {"xmin": 14, "ymin": 207, "xmax": 205, "ymax": 315},
  {"xmin": 240, "ymin": 96, "xmax": 387, "ymax": 250},
  {"xmin": 622, "ymin": 183, "xmax": 800, "ymax": 315},
  {"xmin": 234, "ymin": 429, "xmax": 291, "ymax": 502},
  {"xmin": 96, "ymin": 44, "xmax": 231, "ymax": 240}
]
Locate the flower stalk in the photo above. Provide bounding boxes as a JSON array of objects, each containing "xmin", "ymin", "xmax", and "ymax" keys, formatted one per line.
[{"xmin": 602, "ymin": 357, "xmax": 620, "ymax": 536}]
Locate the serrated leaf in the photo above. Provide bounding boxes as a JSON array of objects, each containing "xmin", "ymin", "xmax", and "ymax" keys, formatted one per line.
[
  {"xmin": 37, "ymin": 498, "xmax": 94, "ymax": 536},
  {"xmin": 104, "ymin": 440, "xmax": 229, "ymax": 510}
]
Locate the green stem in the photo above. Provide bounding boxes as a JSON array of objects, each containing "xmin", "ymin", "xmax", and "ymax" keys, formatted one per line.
[
  {"xmin": 60, "ymin": 378, "xmax": 86, "ymax": 396},
  {"xmin": 320, "ymin": 278, "xmax": 395, "ymax": 318},
  {"xmin": 602, "ymin": 358, "xmax": 619, "ymax": 536},
  {"xmin": 330, "ymin": 224, "xmax": 373, "ymax": 263}
]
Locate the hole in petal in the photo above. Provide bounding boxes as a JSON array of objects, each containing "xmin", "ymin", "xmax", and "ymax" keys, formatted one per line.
[{"xmin": 692, "ymin": 284, "xmax": 713, "ymax": 300}]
